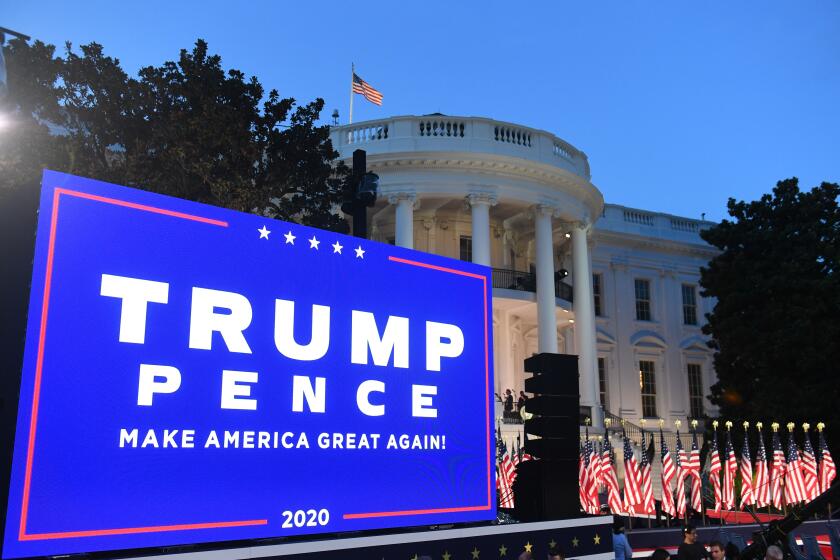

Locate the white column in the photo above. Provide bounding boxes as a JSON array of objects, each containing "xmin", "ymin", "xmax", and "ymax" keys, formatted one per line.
[
  {"xmin": 466, "ymin": 193, "xmax": 497, "ymax": 266},
  {"xmin": 534, "ymin": 205, "xmax": 558, "ymax": 354},
  {"xmin": 388, "ymin": 193, "xmax": 416, "ymax": 249},
  {"xmin": 572, "ymin": 222, "xmax": 602, "ymax": 427}
]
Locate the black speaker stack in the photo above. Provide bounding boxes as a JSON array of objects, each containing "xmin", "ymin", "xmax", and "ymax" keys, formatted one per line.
[{"xmin": 512, "ymin": 353, "xmax": 582, "ymax": 521}]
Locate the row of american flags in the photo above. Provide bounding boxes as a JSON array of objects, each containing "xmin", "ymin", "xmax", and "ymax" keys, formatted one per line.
[
  {"xmin": 570, "ymin": 421, "xmax": 836, "ymax": 517},
  {"xmin": 496, "ymin": 427, "xmax": 533, "ymax": 508},
  {"xmin": 497, "ymin": 422, "xmax": 837, "ymax": 513}
]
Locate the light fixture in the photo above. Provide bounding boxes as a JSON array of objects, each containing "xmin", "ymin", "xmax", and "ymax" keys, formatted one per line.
[{"xmin": 565, "ymin": 232, "xmax": 571, "ymax": 239}]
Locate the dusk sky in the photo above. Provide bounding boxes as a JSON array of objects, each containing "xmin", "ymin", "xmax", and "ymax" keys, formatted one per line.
[{"xmin": 7, "ymin": 1, "xmax": 839, "ymax": 221}]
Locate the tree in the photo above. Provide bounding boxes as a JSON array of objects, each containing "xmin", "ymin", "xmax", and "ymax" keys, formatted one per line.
[
  {"xmin": 0, "ymin": 38, "xmax": 349, "ymax": 231},
  {"xmin": 700, "ymin": 178, "xmax": 840, "ymax": 449}
]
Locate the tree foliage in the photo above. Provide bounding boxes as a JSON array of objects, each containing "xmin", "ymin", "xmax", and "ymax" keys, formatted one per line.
[
  {"xmin": 700, "ymin": 178, "xmax": 840, "ymax": 448},
  {"xmin": 0, "ymin": 38, "xmax": 348, "ymax": 231}
]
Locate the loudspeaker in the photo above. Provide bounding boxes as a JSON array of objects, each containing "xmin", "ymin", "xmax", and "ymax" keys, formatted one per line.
[
  {"xmin": 514, "ymin": 352, "xmax": 581, "ymax": 520},
  {"xmin": 524, "ymin": 353, "xmax": 578, "ymax": 379},
  {"xmin": 512, "ymin": 458, "xmax": 580, "ymax": 521}
]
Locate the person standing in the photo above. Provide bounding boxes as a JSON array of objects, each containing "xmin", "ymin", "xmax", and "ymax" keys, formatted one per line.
[
  {"xmin": 677, "ymin": 525, "xmax": 709, "ymax": 560},
  {"xmin": 613, "ymin": 518, "xmax": 633, "ymax": 560},
  {"xmin": 504, "ymin": 389, "xmax": 514, "ymax": 418}
]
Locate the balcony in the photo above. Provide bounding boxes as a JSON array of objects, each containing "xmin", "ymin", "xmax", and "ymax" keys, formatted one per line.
[
  {"xmin": 492, "ymin": 268, "xmax": 573, "ymax": 302},
  {"xmin": 330, "ymin": 115, "xmax": 591, "ymax": 180}
]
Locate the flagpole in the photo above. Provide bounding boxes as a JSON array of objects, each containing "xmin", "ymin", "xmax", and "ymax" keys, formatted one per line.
[{"xmin": 349, "ymin": 63, "xmax": 355, "ymax": 124}]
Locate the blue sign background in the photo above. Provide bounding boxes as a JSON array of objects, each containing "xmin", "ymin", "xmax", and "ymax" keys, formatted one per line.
[{"xmin": 2, "ymin": 171, "xmax": 495, "ymax": 558}]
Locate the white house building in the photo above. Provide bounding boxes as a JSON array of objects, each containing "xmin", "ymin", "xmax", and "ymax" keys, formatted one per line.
[{"xmin": 329, "ymin": 115, "xmax": 718, "ymax": 434}]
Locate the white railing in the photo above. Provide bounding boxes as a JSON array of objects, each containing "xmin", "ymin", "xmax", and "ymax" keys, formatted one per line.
[
  {"xmin": 494, "ymin": 125, "xmax": 532, "ymax": 147},
  {"xmin": 670, "ymin": 218, "xmax": 699, "ymax": 232},
  {"xmin": 553, "ymin": 141, "xmax": 573, "ymax": 160},
  {"xmin": 419, "ymin": 119, "xmax": 465, "ymax": 138},
  {"xmin": 330, "ymin": 116, "xmax": 592, "ymax": 180},
  {"xmin": 344, "ymin": 122, "xmax": 390, "ymax": 145},
  {"xmin": 623, "ymin": 210, "xmax": 655, "ymax": 226}
]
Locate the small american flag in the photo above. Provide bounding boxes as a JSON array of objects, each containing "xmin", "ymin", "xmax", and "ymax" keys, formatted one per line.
[
  {"xmin": 723, "ymin": 431, "xmax": 738, "ymax": 510},
  {"xmin": 660, "ymin": 430, "xmax": 676, "ymax": 518},
  {"xmin": 584, "ymin": 432, "xmax": 600, "ymax": 513},
  {"xmin": 785, "ymin": 432, "xmax": 807, "ymax": 505},
  {"xmin": 819, "ymin": 429, "xmax": 836, "ymax": 492},
  {"xmin": 352, "ymin": 73, "xmax": 383, "ymax": 106},
  {"xmin": 579, "ymin": 440, "xmax": 591, "ymax": 513},
  {"xmin": 770, "ymin": 429, "xmax": 786, "ymax": 509},
  {"xmin": 622, "ymin": 432, "xmax": 642, "ymax": 513},
  {"xmin": 709, "ymin": 428, "xmax": 723, "ymax": 511},
  {"xmin": 602, "ymin": 436, "xmax": 623, "ymax": 514},
  {"xmin": 688, "ymin": 429, "xmax": 703, "ymax": 513},
  {"xmin": 674, "ymin": 430, "xmax": 687, "ymax": 519},
  {"xmin": 639, "ymin": 432, "xmax": 655, "ymax": 515},
  {"xmin": 740, "ymin": 429, "xmax": 755, "ymax": 508},
  {"xmin": 754, "ymin": 431, "xmax": 770, "ymax": 507},
  {"xmin": 499, "ymin": 441, "xmax": 516, "ymax": 508},
  {"xmin": 801, "ymin": 430, "xmax": 820, "ymax": 501}
]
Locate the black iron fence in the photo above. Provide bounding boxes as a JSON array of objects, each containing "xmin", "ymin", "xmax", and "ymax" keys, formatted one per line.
[{"xmin": 492, "ymin": 268, "xmax": 574, "ymax": 302}]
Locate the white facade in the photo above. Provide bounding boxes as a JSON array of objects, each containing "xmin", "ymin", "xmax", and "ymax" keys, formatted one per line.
[{"xmin": 330, "ymin": 115, "xmax": 717, "ymax": 430}]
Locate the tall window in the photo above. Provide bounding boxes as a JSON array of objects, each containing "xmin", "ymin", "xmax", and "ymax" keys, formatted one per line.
[
  {"xmin": 598, "ymin": 357, "xmax": 609, "ymax": 411},
  {"xmin": 459, "ymin": 236, "xmax": 472, "ymax": 262},
  {"xmin": 687, "ymin": 363, "xmax": 704, "ymax": 418},
  {"xmin": 639, "ymin": 360, "xmax": 657, "ymax": 418},
  {"xmin": 593, "ymin": 273, "xmax": 603, "ymax": 316},
  {"xmin": 682, "ymin": 284, "xmax": 698, "ymax": 325},
  {"xmin": 635, "ymin": 279, "xmax": 652, "ymax": 321}
]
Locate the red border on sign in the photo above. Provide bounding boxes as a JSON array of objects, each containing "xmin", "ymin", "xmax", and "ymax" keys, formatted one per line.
[
  {"xmin": 341, "ymin": 256, "xmax": 493, "ymax": 520},
  {"xmin": 17, "ymin": 187, "xmax": 269, "ymax": 541}
]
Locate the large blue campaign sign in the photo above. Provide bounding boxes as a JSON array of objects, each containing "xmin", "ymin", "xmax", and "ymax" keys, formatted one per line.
[{"xmin": 2, "ymin": 171, "xmax": 495, "ymax": 558}]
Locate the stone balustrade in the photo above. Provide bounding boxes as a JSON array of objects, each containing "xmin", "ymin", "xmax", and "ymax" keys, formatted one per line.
[{"xmin": 331, "ymin": 115, "xmax": 591, "ymax": 180}]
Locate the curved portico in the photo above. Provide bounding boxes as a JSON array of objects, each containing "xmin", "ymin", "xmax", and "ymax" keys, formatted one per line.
[{"xmin": 331, "ymin": 115, "xmax": 605, "ymax": 426}]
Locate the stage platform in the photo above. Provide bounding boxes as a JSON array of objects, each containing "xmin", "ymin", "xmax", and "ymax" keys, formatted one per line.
[{"xmin": 126, "ymin": 517, "xmax": 615, "ymax": 560}]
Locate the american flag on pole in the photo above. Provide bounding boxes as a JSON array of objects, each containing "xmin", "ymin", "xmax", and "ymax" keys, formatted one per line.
[
  {"xmin": 801, "ymin": 428, "xmax": 820, "ymax": 502},
  {"xmin": 584, "ymin": 431, "xmax": 600, "ymax": 513},
  {"xmin": 740, "ymin": 428, "xmax": 755, "ymax": 509},
  {"xmin": 674, "ymin": 430, "xmax": 687, "ymax": 519},
  {"xmin": 754, "ymin": 430, "xmax": 770, "ymax": 508},
  {"xmin": 818, "ymin": 428, "xmax": 836, "ymax": 492},
  {"xmin": 579, "ymin": 440, "xmax": 591, "ymax": 513},
  {"xmin": 660, "ymin": 429, "xmax": 676, "ymax": 518},
  {"xmin": 587, "ymin": 434, "xmax": 602, "ymax": 496},
  {"xmin": 688, "ymin": 428, "xmax": 703, "ymax": 513},
  {"xmin": 785, "ymin": 431, "xmax": 807, "ymax": 505},
  {"xmin": 352, "ymin": 73, "xmax": 383, "ymax": 106},
  {"xmin": 602, "ymin": 436, "xmax": 623, "ymax": 514},
  {"xmin": 622, "ymin": 432, "xmax": 642, "ymax": 514},
  {"xmin": 723, "ymin": 430, "xmax": 737, "ymax": 510},
  {"xmin": 709, "ymin": 427, "xmax": 723, "ymax": 511},
  {"xmin": 770, "ymin": 428, "xmax": 786, "ymax": 509},
  {"xmin": 496, "ymin": 428, "xmax": 515, "ymax": 509},
  {"xmin": 639, "ymin": 431, "xmax": 655, "ymax": 515}
]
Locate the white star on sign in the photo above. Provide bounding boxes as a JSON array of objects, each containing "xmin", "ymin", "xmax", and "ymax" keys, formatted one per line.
[
  {"xmin": 332, "ymin": 241, "xmax": 343, "ymax": 254},
  {"xmin": 354, "ymin": 245, "xmax": 365, "ymax": 259},
  {"xmin": 258, "ymin": 225, "xmax": 271, "ymax": 239},
  {"xmin": 308, "ymin": 236, "xmax": 320, "ymax": 250},
  {"xmin": 284, "ymin": 231, "xmax": 296, "ymax": 244}
]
